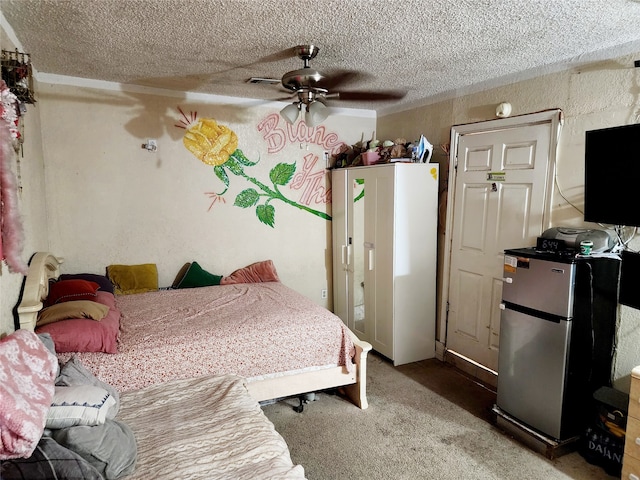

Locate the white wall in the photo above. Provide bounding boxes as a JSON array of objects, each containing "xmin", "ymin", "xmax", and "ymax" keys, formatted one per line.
[{"xmin": 378, "ymin": 50, "xmax": 640, "ymax": 392}]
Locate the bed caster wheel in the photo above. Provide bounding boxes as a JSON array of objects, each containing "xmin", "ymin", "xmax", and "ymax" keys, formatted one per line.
[
  {"xmin": 293, "ymin": 398, "xmax": 305, "ymax": 413},
  {"xmin": 293, "ymin": 393, "xmax": 316, "ymax": 413}
]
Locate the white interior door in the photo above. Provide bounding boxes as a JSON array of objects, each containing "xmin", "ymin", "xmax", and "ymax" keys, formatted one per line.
[{"xmin": 442, "ymin": 111, "xmax": 562, "ymax": 372}]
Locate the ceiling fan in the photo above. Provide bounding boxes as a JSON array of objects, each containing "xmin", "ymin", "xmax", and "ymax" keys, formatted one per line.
[{"xmin": 248, "ymin": 45, "xmax": 406, "ymax": 126}]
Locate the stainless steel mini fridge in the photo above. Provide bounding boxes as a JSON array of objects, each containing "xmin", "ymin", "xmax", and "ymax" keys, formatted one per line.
[{"xmin": 496, "ymin": 248, "xmax": 619, "ymax": 442}]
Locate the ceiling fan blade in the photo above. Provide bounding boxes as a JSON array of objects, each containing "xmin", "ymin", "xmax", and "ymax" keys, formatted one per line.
[
  {"xmin": 210, "ymin": 48, "xmax": 298, "ymax": 78},
  {"xmin": 334, "ymin": 90, "xmax": 408, "ymax": 101},
  {"xmin": 318, "ymin": 70, "xmax": 370, "ymax": 90},
  {"xmin": 252, "ymin": 47, "xmax": 298, "ymax": 65},
  {"xmin": 273, "ymin": 93, "xmax": 297, "ymax": 101}
]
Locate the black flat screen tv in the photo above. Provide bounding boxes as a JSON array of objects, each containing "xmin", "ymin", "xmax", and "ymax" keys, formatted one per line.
[{"xmin": 584, "ymin": 123, "xmax": 640, "ymax": 227}]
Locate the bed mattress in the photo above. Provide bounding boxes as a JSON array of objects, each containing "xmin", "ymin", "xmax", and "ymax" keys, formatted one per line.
[
  {"xmin": 117, "ymin": 374, "xmax": 306, "ymax": 479},
  {"xmin": 58, "ymin": 282, "xmax": 354, "ymax": 392}
]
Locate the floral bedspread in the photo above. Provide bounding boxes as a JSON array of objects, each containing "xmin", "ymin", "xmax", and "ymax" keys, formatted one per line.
[{"xmin": 58, "ymin": 282, "xmax": 354, "ymax": 393}]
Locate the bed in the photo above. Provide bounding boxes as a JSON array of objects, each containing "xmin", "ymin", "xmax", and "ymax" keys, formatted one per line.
[
  {"xmin": 0, "ymin": 329, "xmax": 306, "ymax": 480},
  {"xmin": 17, "ymin": 252, "xmax": 371, "ymax": 409}
]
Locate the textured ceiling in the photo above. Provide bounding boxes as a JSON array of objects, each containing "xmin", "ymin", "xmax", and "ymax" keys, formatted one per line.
[{"xmin": 3, "ymin": 0, "xmax": 640, "ymax": 114}]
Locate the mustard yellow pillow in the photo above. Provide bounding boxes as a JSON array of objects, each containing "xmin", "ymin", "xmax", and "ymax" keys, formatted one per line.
[
  {"xmin": 107, "ymin": 264, "xmax": 158, "ymax": 295},
  {"xmin": 37, "ymin": 301, "xmax": 109, "ymax": 327}
]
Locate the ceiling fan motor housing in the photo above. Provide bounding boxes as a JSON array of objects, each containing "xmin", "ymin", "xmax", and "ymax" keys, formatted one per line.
[
  {"xmin": 281, "ymin": 44, "xmax": 327, "ymax": 95},
  {"xmin": 281, "ymin": 68, "xmax": 325, "ymax": 92}
]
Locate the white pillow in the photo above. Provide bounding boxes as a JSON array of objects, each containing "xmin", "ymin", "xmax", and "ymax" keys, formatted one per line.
[{"xmin": 46, "ymin": 385, "xmax": 116, "ymax": 429}]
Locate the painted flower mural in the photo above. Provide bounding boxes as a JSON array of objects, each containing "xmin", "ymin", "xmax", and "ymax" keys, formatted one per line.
[
  {"xmin": 178, "ymin": 111, "xmax": 330, "ymax": 227},
  {"xmin": 183, "ymin": 118, "xmax": 238, "ymax": 167}
]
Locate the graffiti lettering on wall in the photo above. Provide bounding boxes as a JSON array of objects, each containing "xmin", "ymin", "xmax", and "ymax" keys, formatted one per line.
[
  {"xmin": 176, "ymin": 108, "xmax": 339, "ymax": 227},
  {"xmin": 256, "ymin": 113, "xmax": 342, "ymax": 154}
]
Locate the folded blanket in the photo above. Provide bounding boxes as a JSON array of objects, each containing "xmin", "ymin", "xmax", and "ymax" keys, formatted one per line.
[
  {"xmin": 0, "ymin": 330, "xmax": 58, "ymax": 459},
  {"xmin": 52, "ymin": 419, "xmax": 137, "ymax": 479},
  {"xmin": 0, "ymin": 436, "xmax": 103, "ymax": 479}
]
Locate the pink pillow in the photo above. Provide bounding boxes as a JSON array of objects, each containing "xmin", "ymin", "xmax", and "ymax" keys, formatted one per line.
[
  {"xmin": 46, "ymin": 279, "xmax": 100, "ymax": 306},
  {"xmin": 36, "ymin": 304, "xmax": 121, "ymax": 354},
  {"xmin": 94, "ymin": 291, "xmax": 116, "ymax": 310},
  {"xmin": 0, "ymin": 329, "xmax": 58, "ymax": 459},
  {"xmin": 220, "ymin": 260, "xmax": 280, "ymax": 285}
]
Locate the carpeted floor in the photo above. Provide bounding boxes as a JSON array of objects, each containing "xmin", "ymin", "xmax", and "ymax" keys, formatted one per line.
[{"xmin": 262, "ymin": 353, "xmax": 618, "ymax": 480}]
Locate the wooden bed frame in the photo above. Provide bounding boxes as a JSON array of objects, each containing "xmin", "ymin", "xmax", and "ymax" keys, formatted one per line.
[{"xmin": 17, "ymin": 252, "xmax": 372, "ymax": 409}]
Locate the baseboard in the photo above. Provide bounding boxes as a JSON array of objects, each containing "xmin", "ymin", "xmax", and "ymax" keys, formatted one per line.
[{"xmin": 442, "ymin": 348, "xmax": 498, "ymax": 390}]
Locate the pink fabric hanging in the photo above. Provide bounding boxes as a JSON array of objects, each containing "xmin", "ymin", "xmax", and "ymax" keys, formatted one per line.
[
  {"xmin": 0, "ymin": 80, "xmax": 27, "ymax": 274},
  {"xmin": 0, "ymin": 128, "xmax": 4, "ymax": 262}
]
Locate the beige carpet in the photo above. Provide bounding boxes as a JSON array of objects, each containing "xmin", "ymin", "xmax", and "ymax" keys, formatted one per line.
[{"xmin": 262, "ymin": 353, "xmax": 617, "ymax": 480}]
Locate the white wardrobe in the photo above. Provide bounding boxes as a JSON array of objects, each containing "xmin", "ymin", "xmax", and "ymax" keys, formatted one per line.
[{"xmin": 332, "ymin": 162, "xmax": 439, "ymax": 366}]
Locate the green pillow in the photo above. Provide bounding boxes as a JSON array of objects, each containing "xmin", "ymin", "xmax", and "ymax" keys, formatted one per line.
[{"xmin": 176, "ymin": 261, "xmax": 222, "ymax": 289}]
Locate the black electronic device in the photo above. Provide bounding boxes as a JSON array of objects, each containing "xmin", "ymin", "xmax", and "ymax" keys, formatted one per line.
[
  {"xmin": 540, "ymin": 227, "xmax": 613, "ymax": 253},
  {"xmin": 536, "ymin": 236, "xmax": 568, "ymax": 253},
  {"xmin": 620, "ymin": 249, "xmax": 640, "ymax": 309},
  {"xmin": 584, "ymin": 123, "xmax": 640, "ymax": 227}
]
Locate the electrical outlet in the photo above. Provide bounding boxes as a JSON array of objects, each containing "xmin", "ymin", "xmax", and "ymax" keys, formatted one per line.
[{"xmin": 321, "ymin": 289, "xmax": 328, "ymax": 299}]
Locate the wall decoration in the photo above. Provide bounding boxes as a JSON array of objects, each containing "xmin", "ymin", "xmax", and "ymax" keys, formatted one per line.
[
  {"xmin": 176, "ymin": 108, "xmax": 334, "ymax": 227},
  {"xmin": 255, "ymin": 114, "xmax": 342, "ymax": 154},
  {"xmin": 0, "ymin": 80, "xmax": 27, "ymax": 274},
  {"xmin": 0, "ymin": 50, "xmax": 35, "ymax": 105},
  {"xmin": 0, "ymin": 80, "xmax": 22, "ymax": 152}
]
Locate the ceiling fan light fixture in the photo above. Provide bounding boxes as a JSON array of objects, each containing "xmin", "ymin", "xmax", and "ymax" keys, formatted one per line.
[
  {"xmin": 306, "ymin": 100, "xmax": 329, "ymax": 127},
  {"xmin": 280, "ymin": 102, "xmax": 301, "ymax": 124}
]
